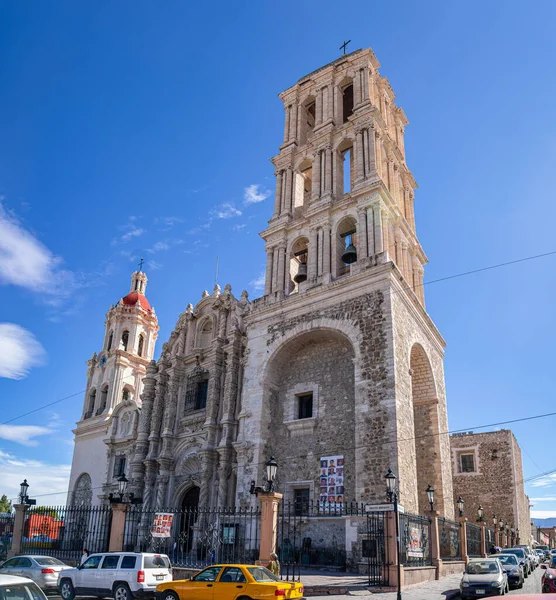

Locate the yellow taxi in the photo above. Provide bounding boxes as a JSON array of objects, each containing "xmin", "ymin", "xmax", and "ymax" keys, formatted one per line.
[{"xmin": 156, "ymin": 564, "xmax": 305, "ymax": 600}]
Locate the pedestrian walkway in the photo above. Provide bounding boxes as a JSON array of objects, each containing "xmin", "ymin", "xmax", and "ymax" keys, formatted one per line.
[{"xmin": 299, "ymin": 571, "xmax": 461, "ymax": 598}]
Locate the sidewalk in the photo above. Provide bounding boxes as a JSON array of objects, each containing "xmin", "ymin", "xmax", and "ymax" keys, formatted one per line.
[{"xmin": 299, "ymin": 571, "xmax": 461, "ymax": 599}]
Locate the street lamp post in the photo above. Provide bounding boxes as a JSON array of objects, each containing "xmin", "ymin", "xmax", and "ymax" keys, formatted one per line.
[
  {"xmin": 249, "ymin": 456, "xmax": 279, "ymax": 496},
  {"xmin": 385, "ymin": 469, "xmax": 402, "ymax": 600},
  {"xmin": 457, "ymin": 497, "xmax": 464, "ymax": 518},
  {"xmin": 426, "ymin": 485, "xmax": 435, "ymax": 512},
  {"xmin": 108, "ymin": 474, "xmax": 141, "ymax": 505},
  {"xmin": 477, "ymin": 506, "xmax": 484, "ymax": 523},
  {"xmin": 18, "ymin": 479, "xmax": 36, "ymax": 506}
]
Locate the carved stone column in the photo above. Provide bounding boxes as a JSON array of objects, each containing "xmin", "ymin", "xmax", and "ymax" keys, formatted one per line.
[
  {"xmin": 322, "ymin": 222, "xmax": 331, "ymax": 277},
  {"xmin": 160, "ymin": 378, "xmax": 179, "ymax": 458},
  {"xmin": 264, "ymin": 248, "xmax": 273, "ymax": 296},
  {"xmin": 273, "ymin": 170, "xmax": 283, "ymax": 216},
  {"xmin": 311, "ymin": 151, "xmax": 321, "ymax": 202},
  {"xmin": 147, "ymin": 371, "xmax": 168, "ymax": 460},
  {"xmin": 308, "ymin": 228, "xmax": 318, "ymax": 281},
  {"xmin": 276, "ymin": 245, "xmax": 286, "ymax": 293},
  {"xmin": 357, "ymin": 209, "xmax": 368, "ymax": 259},
  {"xmin": 283, "ymin": 168, "xmax": 293, "ymax": 213},
  {"xmin": 271, "ymin": 246, "xmax": 279, "ymax": 293}
]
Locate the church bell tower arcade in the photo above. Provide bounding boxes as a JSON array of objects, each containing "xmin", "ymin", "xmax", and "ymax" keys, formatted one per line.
[{"xmin": 238, "ymin": 49, "xmax": 454, "ymax": 517}]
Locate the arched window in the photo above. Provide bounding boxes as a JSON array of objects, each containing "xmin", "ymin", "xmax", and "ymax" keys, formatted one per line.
[
  {"xmin": 336, "ymin": 216, "xmax": 358, "ymax": 277},
  {"xmin": 299, "ymin": 98, "xmax": 316, "ymax": 145},
  {"xmin": 198, "ymin": 318, "xmax": 213, "ymax": 349},
  {"xmin": 85, "ymin": 389, "xmax": 96, "ymax": 419},
  {"xmin": 107, "ymin": 331, "xmax": 114, "ymax": 352},
  {"xmin": 98, "ymin": 384, "xmax": 108, "ymax": 415},
  {"xmin": 120, "ymin": 331, "xmax": 129, "ymax": 352},
  {"xmin": 336, "ymin": 139, "xmax": 354, "ymax": 196},
  {"xmin": 137, "ymin": 334, "xmax": 145, "ymax": 357},
  {"xmin": 342, "ymin": 84, "xmax": 354, "ymax": 123}
]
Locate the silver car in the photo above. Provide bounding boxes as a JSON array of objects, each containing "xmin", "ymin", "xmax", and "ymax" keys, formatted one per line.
[{"xmin": 0, "ymin": 556, "xmax": 71, "ymax": 591}]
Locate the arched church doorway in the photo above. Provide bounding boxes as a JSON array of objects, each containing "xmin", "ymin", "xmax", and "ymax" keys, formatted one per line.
[{"xmin": 179, "ymin": 486, "xmax": 200, "ymax": 556}]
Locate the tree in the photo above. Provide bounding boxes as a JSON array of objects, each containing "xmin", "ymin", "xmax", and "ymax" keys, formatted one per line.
[{"xmin": 0, "ymin": 495, "xmax": 12, "ymax": 514}]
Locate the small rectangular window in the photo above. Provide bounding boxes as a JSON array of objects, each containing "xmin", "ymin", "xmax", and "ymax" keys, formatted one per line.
[
  {"xmin": 460, "ymin": 453, "xmax": 475, "ymax": 473},
  {"xmin": 120, "ymin": 556, "xmax": 137, "ymax": 569},
  {"xmin": 293, "ymin": 488, "xmax": 310, "ymax": 516},
  {"xmin": 297, "ymin": 393, "xmax": 313, "ymax": 420},
  {"xmin": 101, "ymin": 556, "xmax": 120, "ymax": 569},
  {"xmin": 196, "ymin": 380, "xmax": 208, "ymax": 410}
]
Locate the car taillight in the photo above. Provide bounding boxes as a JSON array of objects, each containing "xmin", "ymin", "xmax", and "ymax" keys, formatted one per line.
[
  {"xmin": 137, "ymin": 570, "xmax": 145, "ymax": 583},
  {"xmin": 274, "ymin": 591, "xmax": 285, "ymax": 597},
  {"xmin": 41, "ymin": 569, "xmax": 55, "ymax": 574}
]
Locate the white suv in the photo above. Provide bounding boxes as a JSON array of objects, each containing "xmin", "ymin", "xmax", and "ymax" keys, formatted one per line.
[{"xmin": 58, "ymin": 552, "xmax": 172, "ymax": 600}]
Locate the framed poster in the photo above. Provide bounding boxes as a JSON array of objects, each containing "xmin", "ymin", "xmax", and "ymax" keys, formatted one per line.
[
  {"xmin": 407, "ymin": 526, "xmax": 424, "ymax": 558},
  {"xmin": 152, "ymin": 512, "xmax": 174, "ymax": 538},
  {"xmin": 319, "ymin": 455, "xmax": 344, "ymax": 509}
]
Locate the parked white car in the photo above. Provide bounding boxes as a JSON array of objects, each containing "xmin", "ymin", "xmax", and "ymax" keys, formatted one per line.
[
  {"xmin": 0, "ymin": 555, "xmax": 71, "ymax": 591},
  {"xmin": 58, "ymin": 552, "xmax": 172, "ymax": 600},
  {"xmin": 0, "ymin": 574, "xmax": 48, "ymax": 600}
]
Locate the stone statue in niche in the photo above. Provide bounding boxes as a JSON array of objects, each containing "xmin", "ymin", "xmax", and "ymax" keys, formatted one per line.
[{"xmin": 120, "ymin": 412, "xmax": 131, "ymax": 436}]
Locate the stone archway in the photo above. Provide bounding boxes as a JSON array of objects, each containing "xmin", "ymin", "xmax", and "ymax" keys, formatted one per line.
[
  {"xmin": 410, "ymin": 343, "xmax": 444, "ymax": 515},
  {"xmin": 179, "ymin": 486, "xmax": 200, "ymax": 556}
]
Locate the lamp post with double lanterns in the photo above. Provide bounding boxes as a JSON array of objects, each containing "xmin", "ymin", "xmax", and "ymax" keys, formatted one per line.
[
  {"xmin": 385, "ymin": 469, "xmax": 402, "ymax": 600},
  {"xmin": 249, "ymin": 457, "xmax": 279, "ymax": 496},
  {"xmin": 108, "ymin": 474, "xmax": 142, "ymax": 505}
]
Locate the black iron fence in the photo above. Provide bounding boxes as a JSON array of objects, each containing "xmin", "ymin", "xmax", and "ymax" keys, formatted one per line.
[
  {"xmin": 399, "ymin": 512, "xmax": 431, "ymax": 567},
  {"xmin": 485, "ymin": 527, "xmax": 496, "ymax": 549},
  {"xmin": 20, "ymin": 505, "xmax": 111, "ymax": 563},
  {"xmin": 365, "ymin": 510, "xmax": 389, "ymax": 586},
  {"xmin": 277, "ymin": 500, "xmax": 368, "ymax": 577},
  {"xmin": 0, "ymin": 512, "xmax": 15, "ymax": 561},
  {"xmin": 438, "ymin": 517, "xmax": 462, "ymax": 561},
  {"xmin": 466, "ymin": 522, "xmax": 482, "ymax": 557},
  {"xmin": 123, "ymin": 506, "xmax": 260, "ymax": 569}
]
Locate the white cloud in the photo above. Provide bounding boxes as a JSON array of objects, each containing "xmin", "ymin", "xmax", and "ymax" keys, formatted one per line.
[
  {"xmin": 147, "ymin": 260, "xmax": 163, "ymax": 270},
  {"xmin": 249, "ymin": 271, "xmax": 266, "ymax": 291},
  {"xmin": 0, "ymin": 450, "xmax": 70, "ymax": 505},
  {"xmin": 244, "ymin": 184, "xmax": 271, "ymax": 205},
  {"xmin": 156, "ymin": 216, "xmax": 184, "ymax": 230},
  {"xmin": 531, "ymin": 510, "xmax": 556, "ymax": 519},
  {"xmin": 147, "ymin": 241, "xmax": 170, "ymax": 254},
  {"xmin": 0, "ymin": 201, "xmax": 72, "ymax": 295},
  {"xmin": 0, "ymin": 424, "xmax": 53, "ymax": 446},
  {"xmin": 530, "ymin": 474, "xmax": 556, "ymax": 487},
  {"xmin": 0, "ymin": 323, "xmax": 46, "ymax": 380},
  {"xmin": 232, "ymin": 224, "xmax": 247, "ymax": 232},
  {"xmin": 210, "ymin": 203, "xmax": 242, "ymax": 219},
  {"xmin": 120, "ymin": 228, "xmax": 145, "ymax": 243},
  {"xmin": 530, "ymin": 497, "xmax": 556, "ymax": 502}
]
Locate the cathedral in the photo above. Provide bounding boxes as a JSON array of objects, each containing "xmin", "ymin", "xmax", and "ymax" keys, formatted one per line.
[{"xmin": 68, "ymin": 47, "xmax": 455, "ymax": 519}]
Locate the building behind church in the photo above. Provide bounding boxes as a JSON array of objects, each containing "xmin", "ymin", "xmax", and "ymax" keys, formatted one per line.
[{"xmin": 68, "ymin": 47, "xmax": 456, "ymax": 521}]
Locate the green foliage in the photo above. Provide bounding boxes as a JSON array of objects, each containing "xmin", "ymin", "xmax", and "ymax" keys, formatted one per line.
[{"xmin": 0, "ymin": 495, "xmax": 12, "ymax": 514}]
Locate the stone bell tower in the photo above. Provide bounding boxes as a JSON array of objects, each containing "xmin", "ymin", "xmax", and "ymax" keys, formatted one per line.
[
  {"xmin": 237, "ymin": 48, "xmax": 454, "ymax": 518},
  {"xmin": 67, "ymin": 269, "xmax": 159, "ymax": 505}
]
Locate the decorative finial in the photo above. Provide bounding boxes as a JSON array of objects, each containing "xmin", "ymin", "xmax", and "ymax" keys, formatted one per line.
[
  {"xmin": 202, "ymin": 290, "xmax": 209, "ymax": 299},
  {"xmin": 213, "ymin": 283, "xmax": 221, "ymax": 296},
  {"xmin": 138, "ymin": 257, "xmax": 145, "ymax": 272},
  {"xmin": 186, "ymin": 303, "xmax": 193, "ymax": 313}
]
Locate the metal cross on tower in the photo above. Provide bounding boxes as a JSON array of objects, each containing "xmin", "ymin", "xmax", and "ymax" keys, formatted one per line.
[
  {"xmin": 339, "ymin": 40, "xmax": 351, "ymax": 55},
  {"xmin": 138, "ymin": 257, "xmax": 145, "ymax": 272}
]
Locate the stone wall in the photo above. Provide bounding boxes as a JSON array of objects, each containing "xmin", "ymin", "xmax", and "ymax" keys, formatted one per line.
[{"xmin": 450, "ymin": 430, "xmax": 530, "ymax": 540}]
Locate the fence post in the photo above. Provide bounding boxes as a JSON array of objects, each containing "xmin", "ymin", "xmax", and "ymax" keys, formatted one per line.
[
  {"xmin": 108, "ymin": 503, "xmax": 129, "ymax": 552},
  {"xmin": 426, "ymin": 510, "xmax": 442, "ymax": 580},
  {"xmin": 457, "ymin": 517, "xmax": 469, "ymax": 564},
  {"xmin": 385, "ymin": 510, "xmax": 403, "ymax": 589},
  {"xmin": 258, "ymin": 492, "xmax": 282, "ymax": 563},
  {"xmin": 480, "ymin": 523, "xmax": 487, "ymax": 557},
  {"xmin": 7, "ymin": 504, "xmax": 27, "ymax": 558}
]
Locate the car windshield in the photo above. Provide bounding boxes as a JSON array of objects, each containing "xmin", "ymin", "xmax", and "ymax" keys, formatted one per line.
[
  {"xmin": 246, "ymin": 566, "xmax": 280, "ymax": 582},
  {"xmin": 0, "ymin": 583, "xmax": 45, "ymax": 600},
  {"xmin": 495, "ymin": 555, "xmax": 517, "ymax": 565},
  {"xmin": 34, "ymin": 558, "xmax": 66, "ymax": 566},
  {"xmin": 502, "ymin": 549, "xmax": 524, "ymax": 558},
  {"xmin": 466, "ymin": 562, "xmax": 500, "ymax": 575}
]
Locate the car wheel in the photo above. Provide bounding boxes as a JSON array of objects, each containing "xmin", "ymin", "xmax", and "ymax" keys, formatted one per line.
[
  {"xmin": 60, "ymin": 579, "xmax": 75, "ymax": 600},
  {"xmin": 162, "ymin": 592, "xmax": 179, "ymax": 600},
  {"xmin": 113, "ymin": 583, "xmax": 132, "ymax": 600}
]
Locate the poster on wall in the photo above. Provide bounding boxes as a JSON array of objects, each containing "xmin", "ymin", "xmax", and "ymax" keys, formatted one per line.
[
  {"xmin": 151, "ymin": 513, "xmax": 174, "ymax": 538},
  {"xmin": 406, "ymin": 526, "xmax": 424, "ymax": 558},
  {"xmin": 319, "ymin": 455, "xmax": 344, "ymax": 509}
]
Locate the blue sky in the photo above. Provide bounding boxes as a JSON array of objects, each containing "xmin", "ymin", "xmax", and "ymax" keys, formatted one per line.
[{"xmin": 1, "ymin": 1, "xmax": 556, "ymax": 514}]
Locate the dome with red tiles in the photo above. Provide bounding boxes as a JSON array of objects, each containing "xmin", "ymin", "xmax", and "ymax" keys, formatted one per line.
[{"xmin": 121, "ymin": 291, "xmax": 151, "ymax": 311}]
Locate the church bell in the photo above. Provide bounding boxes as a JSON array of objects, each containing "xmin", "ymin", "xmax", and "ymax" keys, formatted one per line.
[
  {"xmin": 293, "ymin": 262, "xmax": 308, "ymax": 284},
  {"xmin": 341, "ymin": 242, "xmax": 357, "ymax": 265}
]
